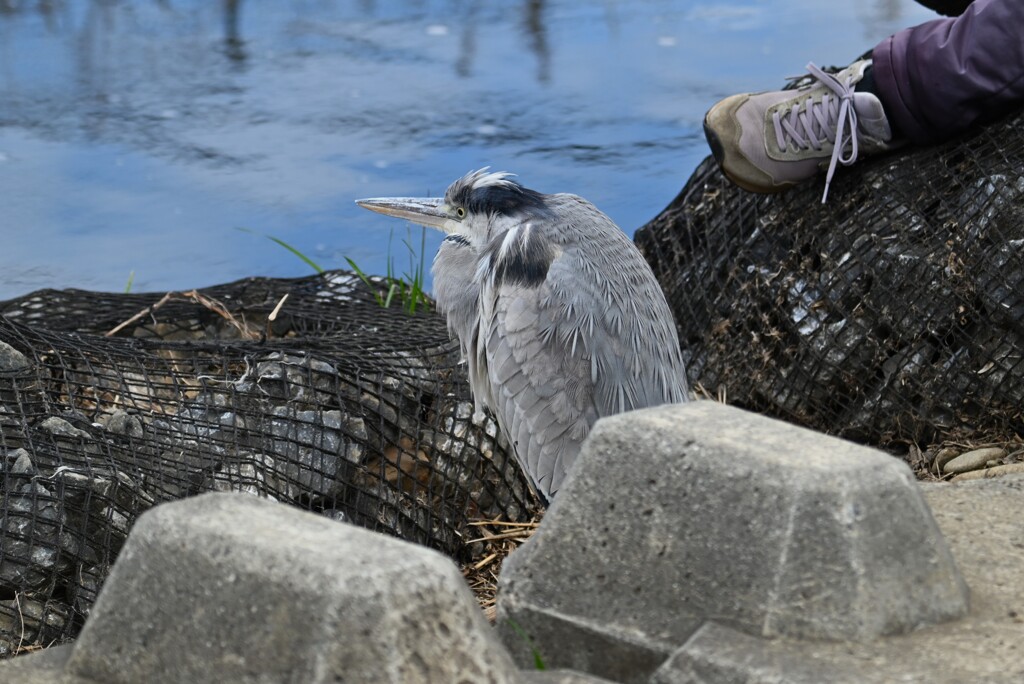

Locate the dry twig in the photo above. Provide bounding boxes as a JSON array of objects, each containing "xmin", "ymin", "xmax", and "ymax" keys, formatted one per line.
[
  {"xmin": 460, "ymin": 513, "xmax": 543, "ymax": 623},
  {"xmin": 106, "ymin": 290, "xmax": 263, "ymax": 339}
]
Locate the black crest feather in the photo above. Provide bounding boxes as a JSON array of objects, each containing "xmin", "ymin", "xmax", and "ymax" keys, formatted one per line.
[{"xmin": 445, "ymin": 169, "xmax": 550, "ymax": 218}]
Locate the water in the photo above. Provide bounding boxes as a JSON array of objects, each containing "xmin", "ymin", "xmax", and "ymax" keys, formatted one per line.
[{"xmin": 0, "ymin": 0, "xmax": 936, "ymax": 298}]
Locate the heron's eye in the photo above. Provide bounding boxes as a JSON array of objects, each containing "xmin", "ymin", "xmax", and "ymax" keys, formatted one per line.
[{"xmin": 455, "ymin": 207, "xmax": 466, "ymax": 219}]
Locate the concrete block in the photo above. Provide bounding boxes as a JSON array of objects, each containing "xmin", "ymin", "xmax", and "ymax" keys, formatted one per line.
[
  {"xmin": 651, "ymin": 620, "xmax": 1014, "ymax": 684},
  {"xmin": 652, "ymin": 619, "xmax": 1019, "ymax": 684},
  {"xmin": 62, "ymin": 492, "xmax": 519, "ymax": 684},
  {"xmin": 501, "ymin": 602, "xmax": 676, "ymax": 683},
  {"xmin": 497, "ymin": 402, "xmax": 968, "ymax": 680},
  {"xmin": 651, "ymin": 622, "xmax": 890, "ymax": 684},
  {"xmin": 654, "ymin": 475, "xmax": 1024, "ymax": 683},
  {"xmin": 0, "ymin": 645, "xmax": 72, "ymax": 684}
]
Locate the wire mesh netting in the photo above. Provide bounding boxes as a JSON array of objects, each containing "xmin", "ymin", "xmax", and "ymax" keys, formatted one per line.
[
  {"xmin": 0, "ymin": 272, "xmax": 538, "ymax": 656},
  {"xmin": 636, "ymin": 105, "xmax": 1024, "ymax": 455}
]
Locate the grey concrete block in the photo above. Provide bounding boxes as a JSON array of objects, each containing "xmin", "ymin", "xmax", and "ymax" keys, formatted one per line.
[
  {"xmin": 653, "ymin": 618, "xmax": 1022, "ymax": 684},
  {"xmin": 62, "ymin": 492, "xmax": 519, "ymax": 684},
  {"xmin": 652, "ymin": 620, "xmax": 1017, "ymax": 684},
  {"xmin": 652, "ymin": 622, "xmax": 893, "ymax": 684},
  {"xmin": 497, "ymin": 402, "xmax": 968, "ymax": 680},
  {"xmin": 502, "ymin": 602, "xmax": 675, "ymax": 683},
  {"xmin": 0, "ymin": 645, "xmax": 73, "ymax": 684}
]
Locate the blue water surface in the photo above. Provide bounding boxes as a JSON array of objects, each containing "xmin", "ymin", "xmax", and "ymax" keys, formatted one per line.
[{"xmin": 0, "ymin": 0, "xmax": 937, "ymax": 298}]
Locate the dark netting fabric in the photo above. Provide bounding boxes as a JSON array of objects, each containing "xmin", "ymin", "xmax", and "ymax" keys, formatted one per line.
[
  {"xmin": 0, "ymin": 272, "xmax": 538, "ymax": 655},
  {"xmin": 637, "ymin": 107, "xmax": 1024, "ymax": 451}
]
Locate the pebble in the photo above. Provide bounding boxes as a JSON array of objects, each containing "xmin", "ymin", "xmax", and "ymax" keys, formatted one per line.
[
  {"xmin": 933, "ymin": 447, "xmax": 960, "ymax": 472},
  {"xmin": 952, "ymin": 462, "xmax": 1024, "ymax": 482},
  {"xmin": 942, "ymin": 447, "xmax": 1007, "ymax": 475}
]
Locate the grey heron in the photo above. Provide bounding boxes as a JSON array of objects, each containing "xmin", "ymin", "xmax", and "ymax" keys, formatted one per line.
[{"xmin": 357, "ymin": 169, "xmax": 688, "ymax": 500}]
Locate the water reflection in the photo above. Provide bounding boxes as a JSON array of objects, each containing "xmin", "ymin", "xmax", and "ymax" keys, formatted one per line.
[
  {"xmin": 223, "ymin": 0, "xmax": 246, "ymax": 63},
  {"xmin": 0, "ymin": 0, "xmax": 936, "ymax": 95},
  {"xmin": 450, "ymin": 0, "xmax": 551, "ymax": 82},
  {"xmin": 454, "ymin": 0, "xmax": 478, "ymax": 78},
  {"xmin": 0, "ymin": 0, "xmax": 52, "ymax": 17},
  {"xmin": 0, "ymin": 0, "xmax": 575, "ymax": 89},
  {"xmin": 522, "ymin": 0, "xmax": 549, "ymax": 84},
  {"xmin": 0, "ymin": 0, "xmax": 939, "ymax": 298}
]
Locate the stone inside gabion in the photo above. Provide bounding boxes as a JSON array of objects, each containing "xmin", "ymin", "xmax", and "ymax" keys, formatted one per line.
[{"xmin": 0, "ymin": 272, "xmax": 540, "ymax": 655}]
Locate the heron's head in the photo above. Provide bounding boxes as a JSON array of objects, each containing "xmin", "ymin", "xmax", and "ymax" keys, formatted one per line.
[{"xmin": 356, "ymin": 168, "xmax": 551, "ymax": 248}]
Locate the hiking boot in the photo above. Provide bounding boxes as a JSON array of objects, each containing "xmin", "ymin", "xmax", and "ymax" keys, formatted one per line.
[{"xmin": 703, "ymin": 60, "xmax": 898, "ymax": 202}]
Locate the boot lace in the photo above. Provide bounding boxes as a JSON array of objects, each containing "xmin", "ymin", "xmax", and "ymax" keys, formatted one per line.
[{"xmin": 772, "ymin": 63, "xmax": 860, "ymax": 203}]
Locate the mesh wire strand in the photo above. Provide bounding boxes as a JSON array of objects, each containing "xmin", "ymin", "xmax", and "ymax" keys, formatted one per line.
[
  {"xmin": 0, "ymin": 271, "xmax": 538, "ymax": 655},
  {"xmin": 636, "ymin": 105, "xmax": 1024, "ymax": 449}
]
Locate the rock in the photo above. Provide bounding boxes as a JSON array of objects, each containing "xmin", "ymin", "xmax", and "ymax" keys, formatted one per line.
[
  {"xmin": 0, "ymin": 405, "xmax": 20, "ymax": 428},
  {"xmin": 36, "ymin": 417, "xmax": 91, "ymax": 441},
  {"xmin": 173, "ymin": 404, "xmax": 246, "ymax": 442},
  {"xmin": 7, "ymin": 448, "xmax": 35, "ymax": 475},
  {"xmin": 942, "ymin": 447, "xmax": 1006, "ymax": 475},
  {"xmin": 251, "ymin": 352, "xmax": 340, "ymax": 405},
  {"xmin": 952, "ymin": 462, "xmax": 1024, "ymax": 481},
  {"xmin": 0, "ymin": 340, "xmax": 30, "ymax": 372},
  {"xmin": 0, "ymin": 594, "xmax": 71, "ymax": 658},
  {"xmin": 934, "ymin": 446, "xmax": 960, "ymax": 472},
  {"xmin": 208, "ymin": 453, "xmax": 285, "ymax": 500},
  {"xmin": 497, "ymin": 401, "xmax": 969, "ymax": 682},
  {"xmin": 63, "ymin": 492, "xmax": 521, "ymax": 684},
  {"xmin": 0, "ymin": 488, "xmax": 77, "ymax": 590},
  {"xmin": 266, "ymin": 406, "xmax": 366, "ymax": 497},
  {"xmin": 104, "ymin": 410, "xmax": 145, "ymax": 439},
  {"xmin": 321, "ymin": 508, "xmax": 351, "ymax": 524}
]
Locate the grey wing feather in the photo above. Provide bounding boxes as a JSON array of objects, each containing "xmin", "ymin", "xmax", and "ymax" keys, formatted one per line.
[
  {"xmin": 479, "ymin": 207, "xmax": 688, "ymax": 498},
  {"xmin": 480, "ymin": 275, "xmax": 597, "ymax": 498}
]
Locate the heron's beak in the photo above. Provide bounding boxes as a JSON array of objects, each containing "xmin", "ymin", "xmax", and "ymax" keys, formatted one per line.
[{"xmin": 355, "ymin": 197, "xmax": 448, "ymax": 231}]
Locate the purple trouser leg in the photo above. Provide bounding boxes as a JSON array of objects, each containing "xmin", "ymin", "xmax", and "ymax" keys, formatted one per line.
[{"xmin": 872, "ymin": 0, "xmax": 1024, "ymax": 145}]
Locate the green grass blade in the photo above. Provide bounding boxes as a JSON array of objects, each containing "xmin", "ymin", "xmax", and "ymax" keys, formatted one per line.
[
  {"xmin": 383, "ymin": 282, "xmax": 398, "ymax": 308},
  {"xmin": 504, "ymin": 619, "xmax": 546, "ymax": 671},
  {"xmin": 387, "ymin": 229, "xmax": 396, "ymax": 281},
  {"xmin": 236, "ymin": 227, "xmax": 324, "ymax": 274},
  {"xmin": 344, "ymin": 257, "xmax": 386, "ymax": 306},
  {"xmin": 265, "ymin": 235, "xmax": 324, "ymax": 273},
  {"xmin": 404, "ymin": 280, "xmax": 417, "ymax": 314},
  {"xmin": 341, "ymin": 223, "xmax": 431, "ymax": 315},
  {"xmin": 342, "ymin": 256, "xmax": 372, "ymax": 284},
  {"xmin": 417, "ymin": 226, "xmax": 426, "ymax": 284}
]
